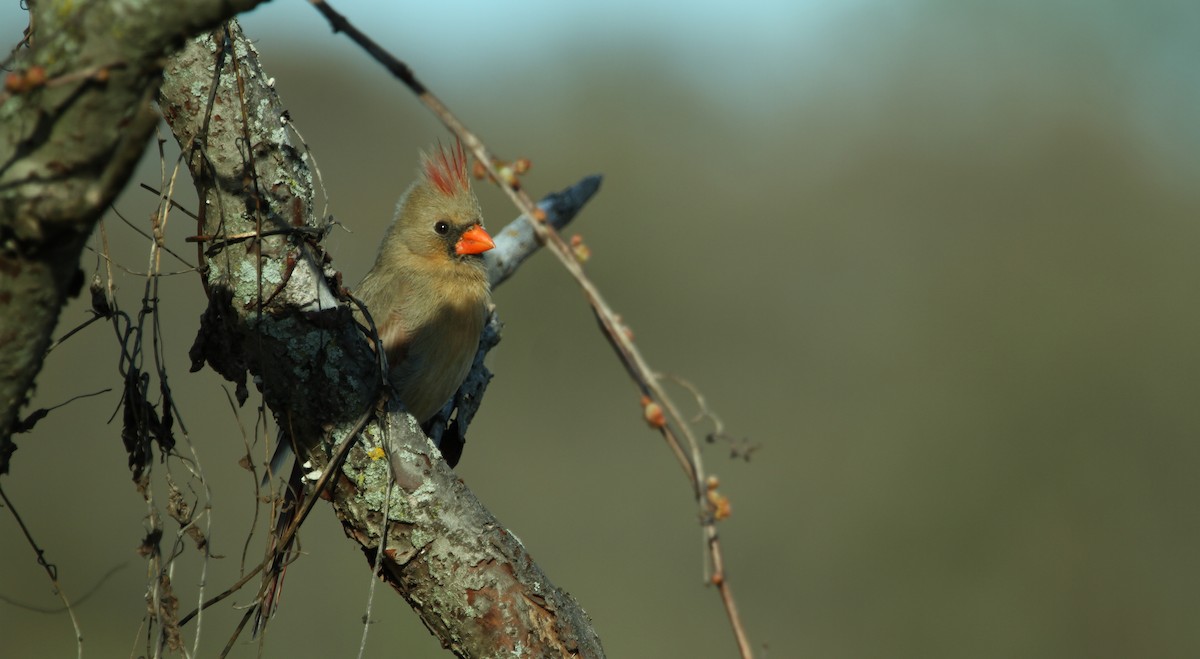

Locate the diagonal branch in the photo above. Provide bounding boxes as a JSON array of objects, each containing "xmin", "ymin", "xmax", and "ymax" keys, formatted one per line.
[
  {"xmin": 307, "ymin": 1, "xmax": 753, "ymax": 656},
  {"xmin": 158, "ymin": 20, "xmax": 605, "ymax": 657}
]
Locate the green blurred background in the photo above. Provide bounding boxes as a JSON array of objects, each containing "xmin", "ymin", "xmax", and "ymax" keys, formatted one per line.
[{"xmin": 3, "ymin": 1, "xmax": 1199, "ymax": 657}]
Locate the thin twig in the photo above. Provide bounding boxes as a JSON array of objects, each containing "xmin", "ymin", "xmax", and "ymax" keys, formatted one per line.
[
  {"xmin": 279, "ymin": 115, "xmax": 333, "ymax": 227},
  {"xmin": 0, "ymin": 484, "xmax": 85, "ymax": 659},
  {"xmin": 176, "ymin": 562, "xmax": 265, "ymax": 629},
  {"xmin": 222, "ymin": 386, "xmax": 265, "ymax": 575},
  {"xmin": 45, "ymin": 312, "xmax": 105, "ymax": 354},
  {"xmin": 138, "ymin": 183, "xmax": 199, "ymax": 220},
  {"xmin": 145, "ymin": 113, "xmax": 188, "ymax": 659},
  {"xmin": 308, "ymin": 2, "xmax": 753, "ymax": 656},
  {"xmin": 266, "ymin": 405, "xmax": 376, "ymax": 588},
  {"xmin": 0, "ymin": 563, "xmax": 127, "ymax": 612},
  {"xmin": 10, "ymin": 387, "xmax": 112, "ymax": 434},
  {"xmin": 112, "ymin": 191, "xmax": 196, "ymax": 267},
  {"xmin": 176, "ymin": 403, "xmax": 376, "ymax": 630},
  {"xmin": 81, "ymin": 246, "xmax": 195, "ymax": 277},
  {"xmin": 357, "ymin": 443, "xmax": 394, "ymax": 659},
  {"xmin": 0, "ymin": 60, "xmax": 126, "ymax": 106},
  {"xmin": 184, "ymin": 226, "xmax": 326, "ymax": 246}
]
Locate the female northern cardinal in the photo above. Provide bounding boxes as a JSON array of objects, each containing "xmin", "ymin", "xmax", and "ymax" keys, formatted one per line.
[
  {"xmin": 255, "ymin": 142, "xmax": 493, "ymax": 633},
  {"xmin": 357, "ymin": 140, "xmax": 495, "ymax": 423}
]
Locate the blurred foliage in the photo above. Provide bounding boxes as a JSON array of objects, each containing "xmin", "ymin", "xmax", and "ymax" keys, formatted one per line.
[{"xmin": 2, "ymin": 2, "xmax": 1198, "ymax": 658}]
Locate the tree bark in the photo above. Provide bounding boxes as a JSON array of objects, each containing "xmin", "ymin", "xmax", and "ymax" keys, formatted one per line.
[
  {"xmin": 158, "ymin": 21, "xmax": 605, "ymax": 657},
  {"xmin": 0, "ymin": 0, "xmax": 267, "ymax": 469}
]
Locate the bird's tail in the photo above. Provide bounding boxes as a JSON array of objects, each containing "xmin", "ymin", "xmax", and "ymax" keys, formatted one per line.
[
  {"xmin": 262, "ymin": 436, "xmax": 294, "ymax": 488},
  {"xmin": 253, "ymin": 438, "xmax": 304, "ymax": 636}
]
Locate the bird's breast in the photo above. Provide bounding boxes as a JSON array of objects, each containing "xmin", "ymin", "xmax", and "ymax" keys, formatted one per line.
[{"xmin": 391, "ymin": 294, "xmax": 488, "ymax": 423}]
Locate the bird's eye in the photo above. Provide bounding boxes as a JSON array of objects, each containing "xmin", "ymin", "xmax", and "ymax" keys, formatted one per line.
[{"xmin": 434, "ymin": 220, "xmax": 450, "ymax": 235}]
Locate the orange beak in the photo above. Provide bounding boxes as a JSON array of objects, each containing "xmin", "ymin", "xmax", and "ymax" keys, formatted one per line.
[{"xmin": 455, "ymin": 225, "xmax": 495, "ymax": 256}]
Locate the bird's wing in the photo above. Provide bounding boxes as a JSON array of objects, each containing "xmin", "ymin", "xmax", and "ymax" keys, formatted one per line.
[{"xmin": 376, "ymin": 310, "xmax": 411, "ymax": 373}]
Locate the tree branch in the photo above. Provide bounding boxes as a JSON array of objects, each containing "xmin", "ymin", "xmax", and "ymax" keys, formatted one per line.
[
  {"xmin": 158, "ymin": 20, "xmax": 604, "ymax": 656},
  {"xmin": 0, "ymin": 0, "xmax": 268, "ymax": 468},
  {"xmin": 306, "ymin": 2, "xmax": 752, "ymax": 654}
]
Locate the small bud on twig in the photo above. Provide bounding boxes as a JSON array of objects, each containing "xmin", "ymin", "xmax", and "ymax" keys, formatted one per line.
[
  {"xmin": 615, "ymin": 314, "xmax": 634, "ymax": 341},
  {"xmin": 570, "ymin": 234, "xmax": 591, "ymax": 263},
  {"xmin": 472, "ymin": 156, "xmax": 532, "ymax": 191},
  {"xmin": 706, "ymin": 475, "xmax": 732, "ymax": 520},
  {"xmin": 642, "ymin": 396, "xmax": 666, "ymax": 429}
]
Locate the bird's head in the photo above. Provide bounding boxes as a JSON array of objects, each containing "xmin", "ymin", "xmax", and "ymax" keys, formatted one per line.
[{"xmin": 389, "ymin": 141, "xmax": 495, "ymax": 270}]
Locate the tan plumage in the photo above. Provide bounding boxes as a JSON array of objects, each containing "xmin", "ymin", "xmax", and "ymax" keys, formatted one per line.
[
  {"xmin": 254, "ymin": 143, "xmax": 492, "ymax": 634},
  {"xmin": 357, "ymin": 142, "xmax": 494, "ymax": 422}
]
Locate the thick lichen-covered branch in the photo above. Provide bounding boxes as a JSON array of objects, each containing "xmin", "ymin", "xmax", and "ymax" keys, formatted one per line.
[
  {"xmin": 0, "ymin": 0, "xmax": 267, "ymax": 468},
  {"xmin": 159, "ymin": 21, "xmax": 604, "ymax": 657}
]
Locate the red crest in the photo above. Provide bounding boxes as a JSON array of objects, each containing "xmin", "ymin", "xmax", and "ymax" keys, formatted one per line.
[{"xmin": 421, "ymin": 140, "xmax": 470, "ymax": 197}]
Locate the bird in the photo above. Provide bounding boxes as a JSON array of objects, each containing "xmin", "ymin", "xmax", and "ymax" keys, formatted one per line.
[
  {"xmin": 356, "ymin": 140, "xmax": 495, "ymax": 425},
  {"xmin": 254, "ymin": 141, "xmax": 494, "ymax": 634}
]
